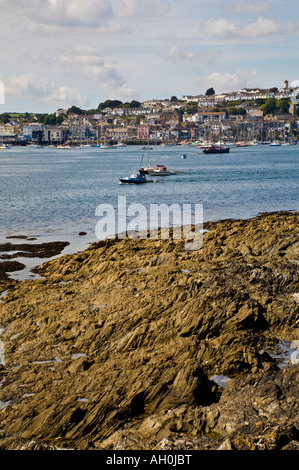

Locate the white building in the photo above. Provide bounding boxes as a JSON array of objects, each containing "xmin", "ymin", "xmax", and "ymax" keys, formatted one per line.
[{"xmin": 23, "ymin": 123, "xmax": 45, "ymax": 138}]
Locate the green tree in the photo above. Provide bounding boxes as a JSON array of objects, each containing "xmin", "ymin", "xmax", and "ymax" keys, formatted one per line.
[
  {"xmin": 261, "ymin": 98, "xmax": 277, "ymax": 115},
  {"xmin": 98, "ymin": 100, "xmax": 123, "ymax": 110},
  {"xmin": 56, "ymin": 115, "xmax": 64, "ymax": 124},
  {"xmin": 255, "ymin": 98, "xmax": 266, "ymax": 106},
  {"xmin": 205, "ymin": 87, "xmax": 215, "ymax": 96},
  {"xmin": 37, "ymin": 113, "xmax": 63, "ymax": 125},
  {"xmin": 278, "ymin": 99, "xmax": 290, "ymax": 114},
  {"xmin": 0, "ymin": 113, "xmax": 11, "ymax": 123},
  {"xmin": 228, "ymin": 107, "xmax": 246, "ymax": 116},
  {"xmin": 228, "ymin": 107, "xmax": 239, "ymax": 115},
  {"xmin": 67, "ymin": 105, "xmax": 84, "ymax": 115},
  {"xmin": 130, "ymin": 100, "xmax": 141, "ymax": 107}
]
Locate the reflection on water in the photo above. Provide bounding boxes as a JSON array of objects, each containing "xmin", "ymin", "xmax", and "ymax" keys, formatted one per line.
[{"xmin": 209, "ymin": 374, "xmax": 231, "ymax": 387}]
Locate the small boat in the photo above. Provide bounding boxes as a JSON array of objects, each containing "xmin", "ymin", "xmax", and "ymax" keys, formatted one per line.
[
  {"xmin": 269, "ymin": 141, "xmax": 281, "ymax": 146},
  {"xmin": 119, "ymin": 173, "xmax": 148, "ymax": 184},
  {"xmin": 149, "ymin": 167, "xmax": 173, "ymax": 176},
  {"xmin": 57, "ymin": 145, "xmax": 73, "ymax": 149},
  {"xmin": 181, "ymin": 154, "xmax": 187, "ymax": 159},
  {"xmin": 203, "ymin": 145, "xmax": 230, "ymax": 154},
  {"xmin": 139, "ymin": 145, "xmax": 182, "ymax": 177},
  {"xmin": 114, "ymin": 142, "xmax": 127, "ymax": 147},
  {"xmin": 100, "ymin": 143, "xmax": 113, "ymax": 149},
  {"xmin": 140, "ymin": 164, "xmax": 168, "ymax": 174}
]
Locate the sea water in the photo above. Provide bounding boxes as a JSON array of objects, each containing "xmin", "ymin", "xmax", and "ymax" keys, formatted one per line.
[{"xmin": 0, "ymin": 144, "xmax": 298, "ymax": 277}]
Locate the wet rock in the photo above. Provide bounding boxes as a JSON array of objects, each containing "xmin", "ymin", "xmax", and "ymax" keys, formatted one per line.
[
  {"xmin": 0, "ymin": 241, "xmax": 69, "ymax": 259},
  {"xmin": 0, "ymin": 211, "xmax": 298, "ymax": 450}
]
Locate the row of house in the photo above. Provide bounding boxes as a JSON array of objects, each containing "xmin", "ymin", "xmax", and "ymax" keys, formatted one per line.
[
  {"xmin": 1, "ymin": 82, "xmax": 298, "ymax": 144},
  {"xmin": 182, "ymin": 80, "xmax": 298, "ymax": 106},
  {"xmin": 23, "ymin": 114, "xmax": 299, "ymax": 145},
  {"xmin": 1, "ymin": 110, "xmax": 298, "ymax": 145}
]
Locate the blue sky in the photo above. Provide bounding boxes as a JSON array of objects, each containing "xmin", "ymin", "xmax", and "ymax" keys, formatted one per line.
[{"xmin": 0, "ymin": 0, "xmax": 298, "ymax": 112}]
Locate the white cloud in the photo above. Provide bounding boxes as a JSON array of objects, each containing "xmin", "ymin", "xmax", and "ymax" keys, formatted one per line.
[
  {"xmin": 58, "ymin": 47, "xmax": 136, "ymax": 100},
  {"xmin": 203, "ymin": 19, "xmax": 238, "ymax": 39},
  {"xmin": 203, "ymin": 16, "xmax": 297, "ymax": 39},
  {"xmin": 0, "ymin": 0, "xmax": 114, "ymax": 32},
  {"xmin": 229, "ymin": 1, "xmax": 271, "ymax": 14},
  {"xmin": 45, "ymin": 86, "xmax": 89, "ymax": 107},
  {"xmin": 160, "ymin": 45, "xmax": 220, "ymax": 65},
  {"xmin": 36, "ymin": 0, "xmax": 112, "ymax": 27},
  {"xmin": 0, "ymin": 0, "xmax": 169, "ymax": 33},
  {"xmin": 5, "ymin": 74, "xmax": 55, "ymax": 98},
  {"xmin": 241, "ymin": 17, "xmax": 297, "ymax": 37},
  {"xmin": 116, "ymin": 0, "xmax": 170, "ymax": 18},
  {"xmin": 160, "ymin": 45, "xmax": 198, "ymax": 63},
  {"xmin": 63, "ymin": 0, "xmax": 112, "ymax": 24},
  {"xmin": 4, "ymin": 73, "xmax": 88, "ymax": 107},
  {"xmin": 201, "ymin": 69, "xmax": 258, "ymax": 93}
]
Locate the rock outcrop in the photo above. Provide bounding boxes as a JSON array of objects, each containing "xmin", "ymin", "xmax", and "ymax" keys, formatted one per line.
[{"xmin": 0, "ymin": 211, "xmax": 298, "ymax": 450}]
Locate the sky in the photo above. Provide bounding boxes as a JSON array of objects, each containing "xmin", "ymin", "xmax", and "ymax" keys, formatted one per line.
[{"xmin": 0, "ymin": 0, "xmax": 298, "ymax": 113}]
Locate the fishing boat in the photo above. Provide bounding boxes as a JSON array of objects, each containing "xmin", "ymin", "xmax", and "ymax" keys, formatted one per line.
[
  {"xmin": 140, "ymin": 164, "xmax": 167, "ymax": 174},
  {"xmin": 269, "ymin": 141, "xmax": 281, "ymax": 146},
  {"xmin": 57, "ymin": 144, "xmax": 73, "ymax": 149},
  {"xmin": 119, "ymin": 173, "xmax": 148, "ymax": 184},
  {"xmin": 149, "ymin": 166, "xmax": 174, "ymax": 176},
  {"xmin": 203, "ymin": 145, "xmax": 230, "ymax": 154},
  {"xmin": 100, "ymin": 143, "xmax": 113, "ymax": 149},
  {"xmin": 114, "ymin": 142, "xmax": 127, "ymax": 147}
]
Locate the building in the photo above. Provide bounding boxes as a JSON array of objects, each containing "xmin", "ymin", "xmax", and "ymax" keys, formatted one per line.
[
  {"xmin": 42, "ymin": 127, "xmax": 67, "ymax": 144},
  {"xmin": 160, "ymin": 109, "xmax": 183, "ymax": 125},
  {"xmin": 137, "ymin": 125, "xmax": 151, "ymax": 140},
  {"xmin": 106, "ymin": 127, "xmax": 130, "ymax": 141},
  {"xmin": 190, "ymin": 112, "xmax": 226, "ymax": 124},
  {"xmin": 23, "ymin": 123, "xmax": 45, "ymax": 138},
  {"xmin": 0, "ymin": 123, "xmax": 17, "ymax": 136}
]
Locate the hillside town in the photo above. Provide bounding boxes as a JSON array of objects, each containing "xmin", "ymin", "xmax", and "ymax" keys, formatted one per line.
[{"xmin": 1, "ymin": 80, "xmax": 298, "ymax": 147}]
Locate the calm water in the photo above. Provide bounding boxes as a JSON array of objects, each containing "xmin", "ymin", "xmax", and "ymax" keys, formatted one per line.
[{"xmin": 0, "ymin": 144, "xmax": 298, "ymax": 276}]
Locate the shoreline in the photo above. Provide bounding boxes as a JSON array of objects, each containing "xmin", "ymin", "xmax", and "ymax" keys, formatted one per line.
[
  {"xmin": 0, "ymin": 210, "xmax": 298, "ymax": 450},
  {"xmin": 0, "ymin": 209, "xmax": 297, "ymax": 290}
]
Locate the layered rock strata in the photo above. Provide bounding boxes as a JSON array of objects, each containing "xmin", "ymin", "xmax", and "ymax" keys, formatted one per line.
[{"xmin": 0, "ymin": 211, "xmax": 298, "ymax": 450}]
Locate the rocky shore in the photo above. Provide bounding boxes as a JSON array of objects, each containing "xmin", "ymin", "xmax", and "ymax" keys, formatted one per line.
[
  {"xmin": 0, "ymin": 211, "xmax": 298, "ymax": 451},
  {"xmin": 0, "ymin": 238, "xmax": 69, "ymax": 288}
]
